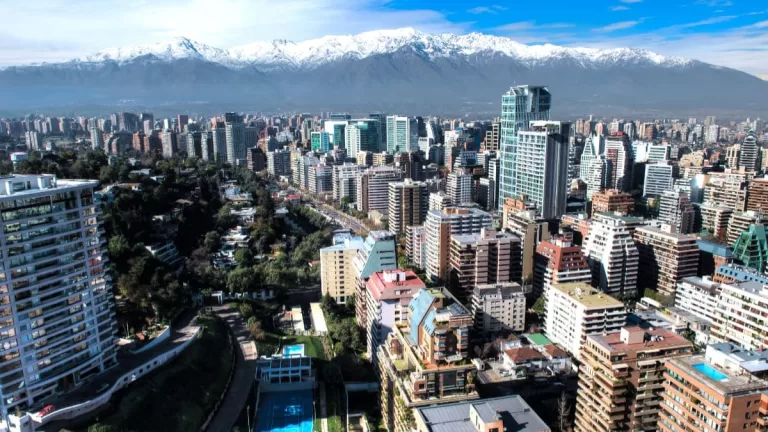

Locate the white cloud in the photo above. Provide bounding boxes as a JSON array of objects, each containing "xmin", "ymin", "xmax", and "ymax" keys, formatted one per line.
[
  {"xmin": 593, "ymin": 20, "xmax": 642, "ymax": 32},
  {"xmin": 694, "ymin": 0, "xmax": 733, "ymax": 6},
  {"xmin": 467, "ymin": 6, "xmax": 496, "ymax": 15},
  {"xmin": 492, "ymin": 5, "xmax": 508, "ymax": 11},
  {"xmin": 0, "ymin": 0, "xmax": 468, "ymax": 65},
  {"xmin": 612, "ymin": 6, "xmax": 630, "ymax": 11},
  {"xmin": 496, "ymin": 21, "xmax": 574, "ymax": 31},
  {"xmin": 619, "ymin": 0, "xmax": 643, "ymax": 3},
  {"xmin": 671, "ymin": 15, "xmax": 736, "ymax": 29}
]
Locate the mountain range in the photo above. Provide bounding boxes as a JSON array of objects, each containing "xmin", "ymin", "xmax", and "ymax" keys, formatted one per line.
[{"xmin": 1, "ymin": 28, "xmax": 766, "ymax": 117}]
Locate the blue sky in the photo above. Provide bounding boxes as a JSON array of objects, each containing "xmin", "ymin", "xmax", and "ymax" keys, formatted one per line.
[{"xmin": 0, "ymin": 0, "xmax": 766, "ymax": 78}]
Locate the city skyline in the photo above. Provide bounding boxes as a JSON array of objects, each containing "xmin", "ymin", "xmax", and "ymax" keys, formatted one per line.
[{"xmin": 1, "ymin": 1, "xmax": 767, "ymax": 79}]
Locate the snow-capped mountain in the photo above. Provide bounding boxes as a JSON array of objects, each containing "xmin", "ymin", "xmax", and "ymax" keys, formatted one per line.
[
  {"xmin": 1, "ymin": 28, "xmax": 766, "ymax": 116},
  {"xmin": 72, "ymin": 28, "xmax": 693, "ymax": 71}
]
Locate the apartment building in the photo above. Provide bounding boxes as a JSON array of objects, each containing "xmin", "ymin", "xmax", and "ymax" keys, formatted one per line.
[
  {"xmin": 582, "ymin": 213, "xmax": 640, "ymax": 298},
  {"xmin": 352, "ymin": 231, "xmax": 397, "ymax": 330},
  {"xmin": 675, "ymin": 276, "xmax": 722, "ymax": 323},
  {"xmin": 727, "ymin": 211, "xmax": 768, "ymax": 246},
  {"xmin": 732, "ymin": 224, "xmax": 768, "ymax": 273},
  {"xmin": 471, "ymin": 282, "xmax": 526, "ymax": 334},
  {"xmin": 446, "ymin": 172, "xmax": 473, "ymax": 206},
  {"xmin": 643, "ymin": 163, "xmax": 676, "ymax": 197},
  {"xmin": 414, "ymin": 395, "xmax": 550, "ymax": 432},
  {"xmin": 308, "ymin": 164, "xmax": 333, "ymax": 196},
  {"xmin": 504, "ymin": 209, "xmax": 550, "ymax": 281},
  {"xmin": 747, "ymin": 177, "xmax": 768, "ymax": 213},
  {"xmin": 575, "ymin": 327, "xmax": 692, "ymax": 432},
  {"xmin": 634, "ymin": 225, "xmax": 699, "ymax": 298},
  {"xmin": 356, "ymin": 165, "xmax": 401, "ymax": 215},
  {"xmin": 388, "ymin": 180, "xmax": 429, "ymax": 235},
  {"xmin": 377, "ymin": 288, "xmax": 477, "ymax": 432},
  {"xmin": 545, "ymin": 282, "xmax": 626, "ymax": 360},
  {"xmin": 659, "ymin": 191, "xmax": 696, "ymax": 234},
  {"xmin": 591, "ymin": 189, "xmax": 635, "ymax": 215},
  {"xmin": 532, "ymin": 237, "xmax": 592, "ymax": 299},
  {"xmin": 320, "ymin": 232, "xmax": 364, "ymax": 303},
  {"xmin": 405, "ymin": 225, "xmax": 427, "ymax": 269},
  {"xmin": 428, "ymin": 192, "xmax": 451, "ymax": 212},
  {"xmin": 705, "ymin": 171, "xmax": 750, "ymax": 212},
  {"xmin": 364, "ymin": 270, "xmax": 424, "ymax": 360},
  {"xmin": 267, "ymin": 149, "xmax": 292, "ymax": 178},
  {"xmin": 0, "ymin": 175, "xmax": 117, "ymax": 417},
  {"xmin": 712, "ymin": 281, "xmax": 768, "ymax": 351},
  {"xmin": 699, "ymin": 202, "xmax": 733, "ymax": 240},
  {"xmin": 661, "ymin": 346, "xmax": 768, "ymax": 432},
  {"xmin": 425, "ymin": 207, "xmax": 492, "ymax": 283},
  {"xmin": 332, "ymin": 163, "xmax": 361, "ymax": 204},
  {"xmin": 448, "ymin": 228, "xmax": 521, "ymax": 300}
]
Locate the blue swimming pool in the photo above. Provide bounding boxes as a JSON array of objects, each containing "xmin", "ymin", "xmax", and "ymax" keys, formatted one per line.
[
  {"xmin": 256, "ymin": 390, "xmax": 314, "ymax": 432},
  {"xmin": 693, "ymin": 363, "xmax": 728, "ymax": 381},
  {"xmin": 284, "ymin": 344, "xmax": 305, "ymax": 356}
]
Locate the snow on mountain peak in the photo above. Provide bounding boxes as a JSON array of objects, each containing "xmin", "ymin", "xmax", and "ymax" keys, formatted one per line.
[{"xmin": 78, "ymin": 28, "xmax": 693, "ymax": 70}]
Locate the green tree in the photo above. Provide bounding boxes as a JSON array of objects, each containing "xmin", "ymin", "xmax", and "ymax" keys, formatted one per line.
[
  {"xmin": 203, "ymin": 231, "xmax": 221, "ymax": 253},
  {"xmin": 234, "ymin": 248, "xmax": 254, "ymax": 267},
  {"xmin": 227, "ymin": 267, "xmax": 256, "ymax": 293}
]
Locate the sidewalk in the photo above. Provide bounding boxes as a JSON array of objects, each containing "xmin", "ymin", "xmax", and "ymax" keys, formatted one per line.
[{"xmin": 206, "ymin": 305, "xmax": 259, "ymax": 432}]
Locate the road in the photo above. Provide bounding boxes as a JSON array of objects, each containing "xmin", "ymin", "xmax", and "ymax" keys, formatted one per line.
[
  {"xmin": 206, "ymin": 305, "xmax": 258, "ymax": 432},
  {"xmin": 285, "ymin": 186, "xmax": 369, "ymax": 235}
]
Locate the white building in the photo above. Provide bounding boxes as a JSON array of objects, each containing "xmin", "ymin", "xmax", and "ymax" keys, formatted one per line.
[
  {"xmin": 712, "ymin": 281, "xmax": 768, "ymax": 351},
  {"xmin": 582, "ymin": 213, "xmax": 639, "ymax": 298},
  {"xmin": 267, "ymin": 149, "xmax": 292, "ymax": 178},
  {"xmin": 446, "ymin": 172, "xmax": 473, "ymax": 205},
  {"xmin": 309, "ymin": 165, "xmax": 333, "ymax": 195},
  {"xmin": 0, "ymin": 175, "xmax": 117, "ymax": 421},
  {"xmin": 545, "ymin": 282, "xmax": 626, "ymax": 360},
  {"xmin": 225, "ymin": 115, "xmax": 246, "ymax": 166},
  {"xmin": 332, "ymin": 163, "xmax": 361, "ymax": 204},
  {"xmin": 471, "ymin": 283, "xmax": 526, "ymax": 334},
  {"xmin": 24, "ymin": 131, "xmax": 42, "ymax": 151},
  {"xmin": 386, "ymin": 116, "xmax": 418, "ymax": 154},
  {"xmin": 425, "ymin": 207, "xmax": 493, "ymax": 282},
  {"xmin": 356, "ymin": 166, "xmax": 401, "ymax": 215},
  {"xmin": 429, "ymin": 192, "xmax": 451, "ymax": 212},
  {"xmin": 387, "ymin": 180, "xmax": 428, "ymax": 235},
  {"xmin": 632, "ymin": 142, "xmax": 669, "ymax": 163},
  {"xmin": 659, "ymin": 190, "xmax": 696, "ymax": 234},
  {"xmin": 643, "ymin": 163, "xmax": 676, "ymax": 197},
  {"xmin": 675, "ymin": 276, "xmax": 721, "ymax": 323}
]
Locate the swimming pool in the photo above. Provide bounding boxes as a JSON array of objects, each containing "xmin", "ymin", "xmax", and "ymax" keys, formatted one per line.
[
  {"xmin": 256, "ymin": 390, "xmax": 314, "ymax": 432},
  {"xmin": 693, "ymin": 363, "xmax": 728, "ymax": 381},
  {"xmin": 284, "ymin": 344, "xmax": 305, "ymax": 357}
]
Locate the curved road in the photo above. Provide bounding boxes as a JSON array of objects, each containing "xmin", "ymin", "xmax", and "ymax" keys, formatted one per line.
[{"xmin": 206, "ymin": 305, "xmax": 258, "ymax": 432}]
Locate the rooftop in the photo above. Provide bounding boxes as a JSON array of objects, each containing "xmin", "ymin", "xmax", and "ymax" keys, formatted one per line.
[
  {"xmin": 589, "ymin": 326, "xmax": 691, "ymax": 354},
  {"xmin": 550, "ymin": 282, "xmax": 625, "ymax": 309},
  {"xmin": 526, "ymin": 333, "xmax": 552, "ymax": 346},
  {"xmin": 415, "ymin": 395, "xmax": 550, "ymax": 432},
  {"xmin": 697, "ymin": 239, "xmax": 734, "ymax": 257},
  {"xmin": 367, "ymin": 270, "xmax": 426, "ymax": 302},
  {"xmin": 635, "ymin": 225, "xmax": 698, "ymax": 241},
  {"xmin": 668, "ymin": 354, "xmax": 768, "ymax": 396}
]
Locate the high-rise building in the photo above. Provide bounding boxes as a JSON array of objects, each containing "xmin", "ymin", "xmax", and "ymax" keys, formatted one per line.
[
  {"xmin": 332, "ymin": 163, "xmax": 361, "ymax": 204},
  {"xmin": 373, "ymin": 152, "xmax": 394, "ymax": 167},
  {"xmin": 498, "ymin": 85, "xmax": 551, "ymax": 209},
  {"xmin": 177, "ymin": 114, "xmax": 189, "ymax": 133},
  {"xmin": 632, "ymin": 142, "xmax": 670, "ymax": 164},
  {"xmin": 634, "ymin": 225, "xmax": 699, "ymax": 298},
  {"xmin": 377, "ymin": 287, "xmax": 476, "ymax": 432},
  {"xmin": 267, "ymin": 149, "xmax": 292, "ymax": 178},
  {"xmin": 590, "ymin": 189, "xmax": 634, "ymax": 215},
  {"xmin": 582, "ymin": 213, "xmax": 639, "ymax": 298},
  {"xmin": 24, "ymin": 131, "xmax": 42, "ymax": 151},
  {"xmin": 449, "ymin": 228, "xmax": 521, "ymax": 300},
  {"xmin": 363, "ymin": 269, "xmax": 424, "ymax": 360},
  {"xmin": 386, "ymin": 116, "xmax": 418, "ymax": 154},
  {"xmin": 727, "ymin": 211, "xmax": 768, "ymax": 246},
  {"xmin": 200, "ymin": 131, "xmax": 214, "ymax": 161},
  {"xmin": 446, "ymin": 172, "xmax": 473, "ymax": 205},
  {"xmin": 699, "ymin": 202, "xmax": 733, "ymax": 240},
  {"xmin": 186, "ymin": 131, "xmax": 202, "ymax": 158},
  {"xmin": 514, "ymin": 121, "xmax": 570, "ymax": 219},
  {"xmin": 643, "ymin": 162, "xmax": 676, "ymax": 197},
  {"xmin": 0, "ymin": 175, "xmax": 117, "ymax": 417},
  {"xmin": 574, "ymin": 327, "xmax": 692, "ymax": 432},
  {"xmin": 367, "ymin": 113, "xmax": 387, "ymax": 152},
  {"xmin": 732, "ymin": 224, "xmax": 768, "ymax": 273},
  {"xmin": 352, "ymin": 231, "xmax": 398, "ymax": 330},
  {"xmin": 90, "ymin": 128, "xmax": 104, "ymax": 151},
  {"xmin": 747, "ymin": 178, "xmax": 768, "ymax": 213},
  {"xmin": 212, "ymin": 126, "xmax": 227, "ymax": 162},
  {"xmin": 308, "ymin": 164, "xmax": 333, "ymax": 195},
  {"xmin": 484, "ymin": 121, "xmax": 500, "ymax": 151},
  {"xmin": 320, "ymin": 232, "xmax": 364, "ymax": 303},
  {"xmin": 310, "ymin": 131, "xmax": 331, "ymax": 153},
  {"xmin": 674, "ymin": 276, "xmax": 722, "ymax": 324},
  {"xmin": 533, "ymin": 238, "xmax": 592, "ymax": 299},
  {"xmin": 659, "ymin": 191, "xmax": 696, "ymax": 234},
  {"xmin": 225, "ymin": 113, "xmax": 246, "ymax": 165},
  {"xmin": 705, "ymin": 171, "xmax": 750, "ymax": 212},
  {"xmin": 345, "ymin": 119, "xmax": 379, "ymax": 158},
  {"xmin": 504, "ymin": 209, "xmax": 550, "ymax": 281},
  {"xmin": 660, "ymin": 346, "xmax": 768, "ymax": 432},
  {"xmin": 161, "ymin": 130, "xmax": 178, "ymax": 158},
  {"xmin": 603, "ymin": 132, "xmax": 633, "ymax": 191},
  {"xmin": 544, "ymin": 282, "xmax": 625, "ymax": 360},
  {"xmin": 471, "ymin": 282, "xmax": 526, "ymax": 335},
  {"xmin": 356, "ymin": 166, "xmax": 402, "ymax": 215},
  {"xmin": 388, "ymin": 180, "xmax": 429, "ymax": 235},
  {"xmin": 425, "ymin": 207, "xmax": 493, "ymax": 282},
  {"xmin": 740, "ymin": 131, "xmax": 760, "ymax": 172},
  {"xmin": 406, "ymin": 225, "xmax": 427, "ymax": 270},
  {"xmin": 712, "ymin": 281, "xmax": 768, "ymax": 350}
]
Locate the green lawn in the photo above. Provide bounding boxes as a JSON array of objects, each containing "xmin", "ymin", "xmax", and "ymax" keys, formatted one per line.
[{"xmin": 279, "ymin": 335, "xmax": 326, "ymax": 360}]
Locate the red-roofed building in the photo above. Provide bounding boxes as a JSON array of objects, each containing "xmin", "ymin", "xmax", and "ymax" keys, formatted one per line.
[
  {"xmin": 502, "ymin": 343, "xmax": 571, "ymax": 379},
  {"xmin": 533, "ymin": 237, "xmax": 592, "ymax": 298},
  {"xmin": 364, "ymin": 270, "xmax": 425, "ymax": 359}
]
